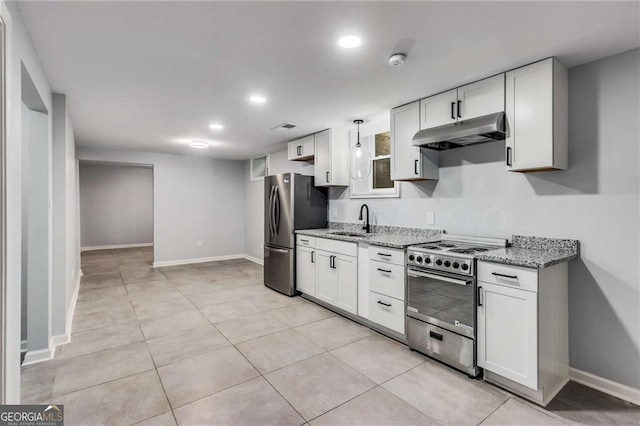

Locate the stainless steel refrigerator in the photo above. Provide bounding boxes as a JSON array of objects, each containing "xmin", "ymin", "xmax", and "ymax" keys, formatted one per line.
[{"xmin": 264, "ymin": 173, "xmax": 327, "ymax": 296}]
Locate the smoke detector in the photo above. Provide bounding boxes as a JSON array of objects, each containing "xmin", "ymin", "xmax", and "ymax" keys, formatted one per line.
[
  {"xmin": 271, "ymin": 122, "xmax": 298, "ymax": 131},
  {"xmin": 388, "ymin": 53, "xmax": 407, "ymax": 67}
]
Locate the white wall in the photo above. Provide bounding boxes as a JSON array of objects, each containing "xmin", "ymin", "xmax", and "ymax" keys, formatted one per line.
[
  {"xmin": 51, "ymin": 93, "xmax": 79, "ymax": 340},
  {"xmin": 2, "ymin": 0, "xmax": 54, "ymax": 402},
  {"xmin": 243, "ymin": 149, "xmax": 314, "ymax": 260},
  {"xmin": 329, "ymin": 49, "xmax": 640, "ymax": 389},
  {"xmin": 79, "ymin": 163, "xmax": 153, "ymax": 248},
  {"xmin": 76, "ymin": 147, "xmax": 245, "ymax": 264}
]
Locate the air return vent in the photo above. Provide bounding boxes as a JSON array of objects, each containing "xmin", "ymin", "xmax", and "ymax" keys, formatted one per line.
[{"xmin": 271, "ymin": 122, "xmax": 298, "ymax": 131}]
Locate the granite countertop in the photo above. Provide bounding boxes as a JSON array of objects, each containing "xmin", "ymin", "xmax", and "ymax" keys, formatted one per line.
[
  {"xmin": 295, "ymin": 228, "xmax": 440, "ymax": 249},
  {"xmin": 476, "ymin": 235, "xmax": 580, "ymax": 269}
]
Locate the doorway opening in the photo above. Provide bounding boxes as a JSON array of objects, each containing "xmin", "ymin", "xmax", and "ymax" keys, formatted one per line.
[{"xmin": 78, "ymin": 161, "xmax": 154, "ymax": 268}]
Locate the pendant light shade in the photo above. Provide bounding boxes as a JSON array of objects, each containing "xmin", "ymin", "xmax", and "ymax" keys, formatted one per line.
[{"xmin": 349, "ymin": 119, "xmax": 371, "ymax": 180}]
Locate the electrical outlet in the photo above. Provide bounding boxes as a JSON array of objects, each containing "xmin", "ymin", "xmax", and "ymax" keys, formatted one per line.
[
  {"xmin": 427, "ymin": 211, "xmax": 435, "ymax": 225},
  {"xmin": 332, "ymin": 208, "xmax": 338, "ymax": 219},
  {"xmin": 196, "ymin": 240, "xmax": 203, "ymax": 248}
]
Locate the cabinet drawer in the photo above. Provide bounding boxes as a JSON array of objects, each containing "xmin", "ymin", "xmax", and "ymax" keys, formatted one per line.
[
  {"xmin": 369, "ymin": 261, "xmax": 405, "ymax": 300},
  {"xmin": 369, "ymin": 246, "xmax": 404, "ymax": 265},
  {"xmin": 478, "ymin": 261, "xmax": 538, "ymax": 292},
  {"xmin": 369, "ymin": 292, "xmax": 405, "ymax": 334},
  {"xmin": 317, "ymin": 237, "xmax": 357, "ymax": 257},
  {"xmin": 296, "ymin": 235, "xmax": 316, "ymax": 248}
]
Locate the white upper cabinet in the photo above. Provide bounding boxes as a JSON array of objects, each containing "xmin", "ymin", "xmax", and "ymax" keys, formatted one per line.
[
  {"xmin": 420, "ymin": 75, "xmax": 505, "ymax": 131},
  {"xmin": 287, "ymin": 135, "xmax": 315, "ymax": 161},
  {"xmin": 505, "ymin": 58, "xmax": 568, "ymax": 172},
  {"xmin": 420, "ymin": 89, "xmax": 458, "ymax": 129},
  {"xmin": 391, "ymin": 101, "xmax": 439, "ymax": 181},
  {"xmin": 457, "ymin": 74, "xmax": 505, "ymax": 120},
  {"xmin": 314, "ymin": 129, "xmax": 349, "ymax": 187}
]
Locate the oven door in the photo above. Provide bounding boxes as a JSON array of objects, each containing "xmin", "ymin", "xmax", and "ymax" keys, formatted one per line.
[{"xmin": 407, "ymin": 267, "xmax": 476, "ymax": 339}]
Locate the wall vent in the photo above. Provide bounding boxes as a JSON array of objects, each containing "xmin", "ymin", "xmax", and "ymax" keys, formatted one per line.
[{"xmin": 271, "ymin": 122, "xmax": 297, "ymax": 131}]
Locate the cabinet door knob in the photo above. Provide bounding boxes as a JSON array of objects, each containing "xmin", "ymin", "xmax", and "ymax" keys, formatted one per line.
[
  {"xmin": 457, "ymin": 100, "xmax": 462, "ymax": 118},
  {"xmin": 414, "ymin": 159, "xmax": 419, "ymax": 175},
  {"xmin": 325, "ymin": 171, "xmax": 330, "ymax": 183},
  {"xmin": 311, "ymin": 251, "xmax": 315, "ymax": 263},
  {"xmin": 477, "ymin": 286, "xmax": 483, "ymax": 306},
  {"xmin": 506, "ymin": 147, "xmax": 513, "ymax": 167},
  {"xmin": 451, "ymin": 102, "xmax": 455, "ymax": 120}
]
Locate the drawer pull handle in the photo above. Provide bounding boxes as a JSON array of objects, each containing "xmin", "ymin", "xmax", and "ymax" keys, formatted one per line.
[
  {"xmin": 429, "ymin": 331, "xmax": 443, "ymax": 341},
  {"xmin": 300, "ymin": 239, "xmax": 309, "ymax": 243},
  {"xmin": 377, "ymin": 253, "xmax": 392, "ymax": 257},
  {"xmin": 377, "ymin": 268, "xmax": 392, "ymax": 274},
  {"xmin": 492, "ymin": 272, "xmax": 518, "ymax": 280},
  {"xmin": 377, "ymin": 300, "xmax": 392, "ymax": 307}
]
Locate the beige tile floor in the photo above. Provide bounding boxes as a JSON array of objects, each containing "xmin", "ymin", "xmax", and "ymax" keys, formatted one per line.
[{"xmin": 21, "ymin": 247, "xmax": 639, "ymax": 425}]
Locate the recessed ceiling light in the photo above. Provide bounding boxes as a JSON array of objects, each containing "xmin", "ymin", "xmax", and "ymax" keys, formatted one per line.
[
  {"xmin": 338, "ymin": 35, "xmax": 361, "ymax": 49},
  {"xmin": 189, "ymin": 140, "xmax": 210, "ymax": 149},
  {"xmin": 209, "ymin": 123, "xmax": 224, "ymax": 130},
  {"xmin": 249, "ymin": 95, "xmax": 267, "ymax": 104}
]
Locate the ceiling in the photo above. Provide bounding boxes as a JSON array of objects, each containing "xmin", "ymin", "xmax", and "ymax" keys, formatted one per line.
[{"xmin": 18, "ymin": 1, "xmax": 639, "ymax": 160}]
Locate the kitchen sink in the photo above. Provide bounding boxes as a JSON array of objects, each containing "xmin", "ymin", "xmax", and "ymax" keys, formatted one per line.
[{"xmin": 328, "ymin": 231, "xmax": 368, "ymax": 237}]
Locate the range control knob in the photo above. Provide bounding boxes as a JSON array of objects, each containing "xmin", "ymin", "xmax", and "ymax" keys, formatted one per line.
[
  {"xmin": 408, "ymin": 254, "xmax": 415, "ymax": 262},
  {"xmin": 435, "ymin": 259, "xmax": 443, "ymax": 266},
  {"xmin": 425, "ymin": 257, "xmax": 432, "ymax": 264},
  {"xmin": 452, "ymin": 262, "xmax": 460, "ymax": 269},
  {"xmin": 444, "ymin": 260, "xmax": 451, "ymax": 267},
  {"xmin": 461, "ymin": 263, "xmax": 469, "ymax": 271},
  {"xmin": 416, "ymin": 256, "xmax": 423, "ymax": 263}
]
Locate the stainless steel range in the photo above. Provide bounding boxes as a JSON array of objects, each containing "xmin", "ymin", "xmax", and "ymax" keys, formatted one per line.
[{"xmin": 406, "ymin": 234, "xmax": 507, "ymax": 376}]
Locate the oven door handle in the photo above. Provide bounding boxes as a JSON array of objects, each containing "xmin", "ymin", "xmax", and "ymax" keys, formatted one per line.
[{"xmin": 407, "ymin": 270, "xmax": 471, "ymax": 286}]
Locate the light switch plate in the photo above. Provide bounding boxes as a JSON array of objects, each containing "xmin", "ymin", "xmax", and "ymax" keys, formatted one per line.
[
  {"xmin": 196, "ymin": 240, "xmax": 203, "ymax": 248},
  {"xmin": 427, "ymin": 211, "xmax": 435, "ymax": 225}
]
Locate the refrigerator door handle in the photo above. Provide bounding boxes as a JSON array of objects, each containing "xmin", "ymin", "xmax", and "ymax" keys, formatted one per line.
[
  {"xmin": 274, "ymin": 187, "xmax": 281, "ymax": 236},
  {"xmin": 265, "ymin": 245, "xmax": 289, "ymax": 254},
  {"xmin": 268, "ymin": 185, "xmax": 276, "ymax": 236}
]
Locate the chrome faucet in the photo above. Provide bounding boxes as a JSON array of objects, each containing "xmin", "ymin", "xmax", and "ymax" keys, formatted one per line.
[{"xmin": 359, "ymin": 204, "xmax": 371, "ymax": 233}]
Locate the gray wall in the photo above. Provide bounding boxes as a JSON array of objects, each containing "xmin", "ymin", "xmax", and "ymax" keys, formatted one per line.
[
  {"xmin": 51, "ymin": 93, "xmax": 79, "ymax": 338},
  {"xmin": 4, "ymin": 0, "xmax": 55, "ymax": 400},
  {"xmin": 329, "ymin": 48, "xmax": 639, "ymax": 389},
  {"xmin": 79, "ymin": 163, "xmax": 153, "ymax": 248},
  {"xmin": 76, "ymin": 147, "xmax": 245, "ymax": 263}
]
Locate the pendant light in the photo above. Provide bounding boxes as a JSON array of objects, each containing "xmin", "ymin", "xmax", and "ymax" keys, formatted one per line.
[{"xmin": 349, "ymin": 119, "xmax": 371, "ymax": 180}]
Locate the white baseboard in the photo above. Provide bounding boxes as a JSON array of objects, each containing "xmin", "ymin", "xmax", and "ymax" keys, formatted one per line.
[
  {"xmin": 153, "ymin": 254, "xmax": 246, "ymax": 268},
  {"xmin": 153, "ymin": 253, "xmax": 265, "ymax": 268},
  {"xmin": 570, "ymin": 367, "xmax": 640, "ymax": 405},
  {"xmin": 242, "ymin": 254, "xmax": 264, "ymax": 265},
  {"xmin": 22, "ymin": 347, "xmax": 54, "ymax": 366},
  {"xmin": 51, "ymin": 333, "xmax": 69, "ymax": 347},
  {"xmin": 51, "ymin": 269, "xmax": 82, "ymax": 349},
  {"xmin": 81, "ymin": 243, "xmax": 153, "ymax": 252}
]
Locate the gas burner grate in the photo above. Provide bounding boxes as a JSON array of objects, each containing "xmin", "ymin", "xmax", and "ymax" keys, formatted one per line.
[
  {"xmin": 422, "ymin": 246, "xmax": 442, "ymax": 250},
  {"xmin": 438, "ymin": 243, "xmax": 456, "ymax": 248}
]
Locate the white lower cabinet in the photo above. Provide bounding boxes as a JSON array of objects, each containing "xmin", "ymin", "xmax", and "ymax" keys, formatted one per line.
[
  {"xmin": 296, "ymin": 246, "xmax": 316, "ymax": 296},
  {"xmin": 477, "ymin": 260, "xmax": 569, "ymax": 406},
  {"xmin": 369, "ymin": 292, "xmax": 405, "ymax": 334},
  {"xmin": 477, "ymin": 281, "xmax": 538, "ymax": 389},
  {"xmin": 314, "ymin": 240, "xmax": 358, "ymax": 315}
]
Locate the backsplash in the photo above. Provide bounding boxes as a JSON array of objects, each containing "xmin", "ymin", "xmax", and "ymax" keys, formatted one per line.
[{"xmin": 512, "ymin": 235, "xmax": 580, "ymax": 255}]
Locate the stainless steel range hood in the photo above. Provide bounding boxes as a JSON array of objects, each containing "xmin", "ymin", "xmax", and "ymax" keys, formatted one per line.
[{"xmin": 412, "ymin": 112, "xmax": 506, "ymax": 151}]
